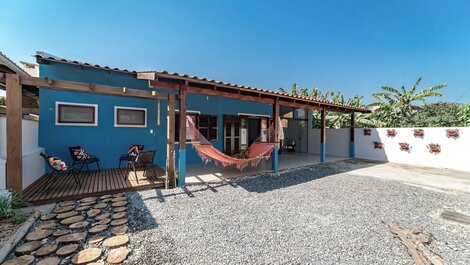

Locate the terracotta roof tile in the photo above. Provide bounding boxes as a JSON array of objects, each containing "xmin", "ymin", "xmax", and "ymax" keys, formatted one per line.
[
  {"xmin": 35, "ymin": 51, "xmax": 136, "ymax": 74},
  {"xmin": 35, "ymin": 52, "xmax": 369, "ymax": 112}
]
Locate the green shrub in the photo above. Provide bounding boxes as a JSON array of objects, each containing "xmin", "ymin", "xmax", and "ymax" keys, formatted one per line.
[
  {"xmin": 458, "ymin": 103, "xmax": 470, "ymax": 126},
  {"xmin": 0, "ymin": 191, "xmax": 13, "ymax": 220},
  {"xmin": 0, "ymin": 190, "xmax": 29, "ymax": 220},
  {"xmin": 11, "ymin": 211, "xmax": 28, "ymax": 224},
  {"xmin": 10, "ymin": 190, "xmax": 29, "ymax": 209}
]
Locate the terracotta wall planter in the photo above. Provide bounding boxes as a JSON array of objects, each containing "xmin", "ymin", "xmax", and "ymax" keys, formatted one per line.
[
  {"xmin": 446, "ymin": 129, "xmax": 459, "ymax": 139},
  {"xmin": 413, "ymin": 129, "xmax": 424, "ymax": 138},
  {"xmin": 427, "ymin": 143, "xmax": 441, "ymax": 154},
  {"xmin": 399, "ymin": 142, "xmax": 411, "ymax": 151},
  {"xmin": 387, "ymin": 129, "xmax": 397, "ymax": 137},
  {"xmin": 373, "ymin": 141, "xmax": 383, "ymax": 149}
]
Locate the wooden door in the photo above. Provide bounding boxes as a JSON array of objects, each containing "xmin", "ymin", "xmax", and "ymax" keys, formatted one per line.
[{"xmin": 224, "ymin": 116, "xmax": 246, "ymax": 155}]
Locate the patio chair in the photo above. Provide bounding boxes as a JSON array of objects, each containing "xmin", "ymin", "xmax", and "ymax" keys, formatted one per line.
[
  {"xmin": 126, "ymin": 149, "xmax": 156, "ymax": 184},
  {"xmin": 40, "ymin": 152, "xmax": 80, "ymax": 192},
  {"xmin": 68, "ymin": 146, "xmax": 101, "ymax": 171},
  {"xmin": 118, "ymin": 144, "xmax": 144, "ymax": 168},
  {"xmin": 285, "ymin": 139, "xmax": 296, "ymax": 152}
]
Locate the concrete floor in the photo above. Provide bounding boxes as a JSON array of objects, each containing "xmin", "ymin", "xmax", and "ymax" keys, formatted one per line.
[
  {"xmin": 185, "ymin": 152, "xmax": 347, "ymax": 185},
  {"xmin": 335, "ymin": 159, "xmax": 470, "ymax": 193},
  {"xmin": 186, "ymin": 155, "xmax": 470, "ymax": 194}
]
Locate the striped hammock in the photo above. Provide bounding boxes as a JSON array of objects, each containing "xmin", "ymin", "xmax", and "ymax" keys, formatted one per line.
[{"xmin": 186, "ymin": 116, "xmax": 277, "ymax": 170}]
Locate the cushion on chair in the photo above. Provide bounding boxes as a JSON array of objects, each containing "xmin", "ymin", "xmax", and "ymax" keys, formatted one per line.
[
  {"xmin": 48, "ymin": 157, "xmax": 68, "ymax": 171},
  {"xmin": 73, "ymin": 148, "xmax": 89, "ymax": 160},
  {"xmin": 128, "ymin": 145, "xmax": 140, "ymax": 157}
]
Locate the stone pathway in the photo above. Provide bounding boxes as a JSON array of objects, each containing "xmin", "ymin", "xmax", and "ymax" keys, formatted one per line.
[{"xmin": 2, "ymin": 193, "xmax": 131, "ymax": 264}]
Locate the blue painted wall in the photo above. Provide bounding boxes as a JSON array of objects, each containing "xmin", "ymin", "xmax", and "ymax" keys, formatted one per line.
[
  {"xmin": 176, "ymin": 93, "xmax": 272, "ymax": 164},
  {"xmin": 39, "ymin": 61, "xmax": 272, "ymax": 170},
  {"xmin": 39, "ymin": 62, "xmax": 168, "ymax": 170}
]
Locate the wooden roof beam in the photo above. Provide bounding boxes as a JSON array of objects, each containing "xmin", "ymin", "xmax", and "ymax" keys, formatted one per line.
[
  {"xmin": 140, "ymin": 73, "xmax": 371, "ymax": 113},
  {"xmin": 149, "ymin": 80, "xmax": 275, "ymax": 104},
  {"xmin": 0, "ymin": 73, "xmax": 168, "ymax": 100}
]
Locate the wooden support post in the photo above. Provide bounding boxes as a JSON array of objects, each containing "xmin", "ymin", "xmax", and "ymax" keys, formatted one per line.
[
  {"xmin": 320, "ymin": 108, "xmax": 326, "ymax": 163},
  {"xmin": 178, "ymin": 85, "xmax": 187, "ymax": 187},
  {"xmin": 6, "ymin": 74, "xmax": 23, "ymax": 193},
  {"xmin": 166, "ymin": 94, "xmax": 176, "ymax": 188},
  {"xmin": 350, "ymin": 112, "xmax": 355, "ymax": 158},
  {"xmin": 272, "ymin": 98, "xmax": 279, "ymax": 171}
]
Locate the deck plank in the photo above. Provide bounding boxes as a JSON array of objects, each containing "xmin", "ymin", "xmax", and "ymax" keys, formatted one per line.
[{"xmin": 22, "ymin": 167, "xmax": 166, "ymax": 204}]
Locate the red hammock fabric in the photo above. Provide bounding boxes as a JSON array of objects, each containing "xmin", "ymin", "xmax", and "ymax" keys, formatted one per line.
[{"xmin": 187, "ymin": 117, "xmax": 277, "ymax": 170}]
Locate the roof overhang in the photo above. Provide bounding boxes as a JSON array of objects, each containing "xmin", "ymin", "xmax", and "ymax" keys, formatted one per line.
[{"xmin": 137, "ymin": 72, "xmax": 370, "ymax": 113}]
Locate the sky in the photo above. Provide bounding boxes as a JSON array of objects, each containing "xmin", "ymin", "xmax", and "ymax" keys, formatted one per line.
[{"xmin": 1, "ymin": 0, "xmax": 470, "ymax": 103}]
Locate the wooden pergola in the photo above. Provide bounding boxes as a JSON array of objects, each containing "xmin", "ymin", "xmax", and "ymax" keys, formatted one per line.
[
  {"xmin": 0, "ymin": 73, "xmax": 175, "ymax": 194},
  {"xmin": 1, "ymin": 69, "xmax": 370, "ymax": 194},
  {"xmin": 137, "ymin": 71, "xmax": 370, "ymax": 186}
]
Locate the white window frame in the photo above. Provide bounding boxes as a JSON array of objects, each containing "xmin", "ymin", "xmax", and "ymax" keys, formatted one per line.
[
  {"xmin": 114, "ymin": 106, "xmax": 147, "ymax": 128},
  {"xmin": 238, "ymin": 112, "xmax": 271, "ymax": 118},
  {"xmin": 55, "ymin": 101, "xmax": 98, "ymax": 126},
  {"xmin": 175, "ymin": 110, "xmax": 200, "ymax": 144}
]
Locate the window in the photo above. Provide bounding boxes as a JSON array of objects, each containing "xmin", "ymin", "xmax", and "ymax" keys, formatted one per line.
[
  {"xmin": 175, "ymin": 112, "xmax": 198, "ymax": 142},
  {"xmin": 114, "ymin": 106, "xmax": 147, "ymax": 127},
  {"xmin": 175, "ymin": 112, "xmax": 218, "ymax": 142},
  {"xmin": 199, "ymin": 115, "xmax": 218, "ymax": 141},
  {"xmin": 56, "ymin": 102, "xmax": 98, "ymax": 126}
]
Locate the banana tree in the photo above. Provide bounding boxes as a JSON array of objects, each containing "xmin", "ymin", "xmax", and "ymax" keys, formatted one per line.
[
  {"xmin": 370, "ymin": 77, "xmax": 446, "ymax": 127},
  {"xmin": 459, "ymin": 103, "xmax": 470, "ymax": 126}
]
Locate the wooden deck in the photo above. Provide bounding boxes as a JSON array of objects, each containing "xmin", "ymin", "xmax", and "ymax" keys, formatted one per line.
[{"xmin": 23, "ymin": 167, "xmax": 166, "ymax": 204}]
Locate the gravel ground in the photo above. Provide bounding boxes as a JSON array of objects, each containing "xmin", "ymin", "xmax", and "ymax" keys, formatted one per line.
[{"xmin": 126, "ymin": 163, "xmax": 470, "ymax": 264}]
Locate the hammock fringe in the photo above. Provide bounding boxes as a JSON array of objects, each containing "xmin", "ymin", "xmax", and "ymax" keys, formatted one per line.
[{"xmin": 186, "ymin": 116, "xmax": 277, "ymax": 170}]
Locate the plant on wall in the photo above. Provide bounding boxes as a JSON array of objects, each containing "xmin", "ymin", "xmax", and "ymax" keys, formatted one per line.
[
  {"xmin": 413, "ymin": 129, "xmax": 424, "ymax": 138},
  {"xmin": 427, "ymin": 143, "xmax": 441, "ymax": 154},
  {"xmin": 399, "ymin": 142, "xmax": 411, "ymax": 151},
  {"xmin": 387, "ymin": 129, "xmax": 397, "ymax": 137},
  {"xmin": 446, "ymin": 129, "xmax": 460, "ymax": 139},
  {"xmin": 373, "ymin": 141, "xmax": 383, "ymax": 149},
  {"xmin": 364, "ymin": 129, "xmax": 372, "ymax": 136}
]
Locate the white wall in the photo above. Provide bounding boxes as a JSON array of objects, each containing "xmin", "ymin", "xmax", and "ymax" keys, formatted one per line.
[
  {"xmin": 284, "ymin": 119, "xmax": 308, "ymax": 153},
  {"xmin": 307, "ymin": 125, "xmax": 470, "ymax": 172},
  {"xmin": 0, "ymin": 117, "xmax": 45, "ymax": 190},
  {"xmin": 355, "ymin": 127, "xmax": 470, "ymax": 172},
  {"xmin": 0, "ymin": 159, "xmax": 5, "ymax": 190},
  {"xmin": 308, "ymin": 128, "xmax": 350, "ymax": 157}
]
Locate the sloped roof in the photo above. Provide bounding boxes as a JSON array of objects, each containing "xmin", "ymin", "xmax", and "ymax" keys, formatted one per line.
[
  {"xmin": 35, "ymin": 52, "xmax": 369, "ymax": 112},
  {"xmin": 139, "ymin": 71, "xmax": 370, "ymax": 112},
  {"xmin": 0, "ymin": 52, "xmax": 29, "ymax": 76},
  {"xmin": 35, "ymin": 51, "xmax": 137, "ymax": 74}
]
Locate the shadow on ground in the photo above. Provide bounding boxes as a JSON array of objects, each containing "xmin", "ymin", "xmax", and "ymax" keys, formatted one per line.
[
  {"xmin": 127, "ymin": 191, "xmax": 159, "ymax": 232},
  {"xmin": 235, "ymin": 158, "xmax": 386, "ymax": 193},
  {"xmin": 146, "ymin": 159, "xmax": 386, "ymax": 201}
]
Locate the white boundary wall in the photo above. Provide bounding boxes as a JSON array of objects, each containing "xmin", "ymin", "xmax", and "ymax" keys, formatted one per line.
[
  {"xmin": 308, "ymin": 128, "xmax": 350, "ymax": 157},
  {"xmin": 307, "ymin": 126, "xmax": 470, "ymax": 172},
  {"xmin": 0, "ymin": 117, "xmax": 45, "ymax": 190}
]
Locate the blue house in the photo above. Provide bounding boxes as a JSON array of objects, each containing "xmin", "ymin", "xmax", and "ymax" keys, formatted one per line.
[{"xmin": 36, "ymin": 52, "xmax": 369, "ymax": 188}]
